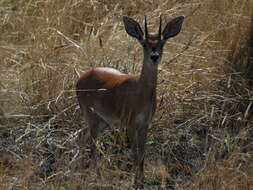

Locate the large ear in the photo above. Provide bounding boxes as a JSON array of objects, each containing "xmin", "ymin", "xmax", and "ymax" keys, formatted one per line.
[
  {"xmin": 162, "ymin": 16, "xmax": 184, "ymax": 41},
  {"xmin": 123, "ymin": 16, "xmax": 144, "ymax": 41}
]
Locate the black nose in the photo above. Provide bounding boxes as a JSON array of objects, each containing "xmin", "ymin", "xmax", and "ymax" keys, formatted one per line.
[{"xmin": 151, "ymin": 54, "xmax": 159, "ymax": 62}]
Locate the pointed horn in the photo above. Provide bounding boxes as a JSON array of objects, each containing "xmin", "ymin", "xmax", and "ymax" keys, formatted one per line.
[
  {"xmin": 159, "ymin": 15, "xmax": 162, "ymax": 38},
  {"xmin": 144, "ymin": 16, "xmax": 148, "ymax": 39}
]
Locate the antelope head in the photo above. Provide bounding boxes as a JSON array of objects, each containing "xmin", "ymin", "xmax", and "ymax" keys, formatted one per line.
[{"xmin": 123, "ymin": 15, "xmax": 184, "ymax": 65}]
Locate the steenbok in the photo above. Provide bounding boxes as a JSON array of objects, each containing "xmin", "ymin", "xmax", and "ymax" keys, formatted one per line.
[{"xmin": 76, "ymin": 15, "xmax": 184, "ymax": 188}]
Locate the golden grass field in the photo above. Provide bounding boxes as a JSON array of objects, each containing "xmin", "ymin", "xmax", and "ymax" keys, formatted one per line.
[{"xmin": 0, "ymin": 0, "xmax": 253, "ymax": 189}]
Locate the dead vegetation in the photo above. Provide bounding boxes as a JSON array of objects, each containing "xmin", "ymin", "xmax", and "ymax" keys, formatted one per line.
[{"xmin": 0, "ymin": 0, "xmax": 253, "ymax": 189}]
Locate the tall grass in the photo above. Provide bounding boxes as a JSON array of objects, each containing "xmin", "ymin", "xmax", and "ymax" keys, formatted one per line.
[{"xmin": 0, "ymin": 0, "xmax": 252, "ymax": 189}]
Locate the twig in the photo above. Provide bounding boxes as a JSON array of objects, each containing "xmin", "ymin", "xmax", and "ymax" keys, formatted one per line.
[
  {"xmin": 166, "ymin": 33, "xmax": 196, "ymax": 63},
  {"xmin": 48, "ymin": 27, "xmax": 85, "ymax": 51}
]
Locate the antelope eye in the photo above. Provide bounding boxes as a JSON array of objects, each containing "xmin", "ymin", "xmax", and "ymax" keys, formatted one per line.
[{"xmin": 142, "ymin": 42, "xmax": 148, "ymax": 48}]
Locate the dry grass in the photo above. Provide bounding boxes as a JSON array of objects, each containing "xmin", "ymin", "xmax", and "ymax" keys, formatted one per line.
[{"xmin": 0, "ymin": 0, "xmax": 253, "ymax": 189}]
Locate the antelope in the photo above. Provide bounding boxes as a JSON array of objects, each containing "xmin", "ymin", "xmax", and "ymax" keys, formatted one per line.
[{"xmin": 76, "ymin": 15, "xmax": 184, "ymax": 188}]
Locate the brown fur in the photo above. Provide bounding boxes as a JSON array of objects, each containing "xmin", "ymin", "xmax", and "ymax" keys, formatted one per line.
[{"xmin": 76, "ymin": 15, "xmax": 184, "ymax": 189}]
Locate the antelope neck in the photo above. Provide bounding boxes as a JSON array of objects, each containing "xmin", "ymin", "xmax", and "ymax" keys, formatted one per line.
[{"xmin": 139, "ymin": 50, "xmax": 158, "ymax": 95}]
